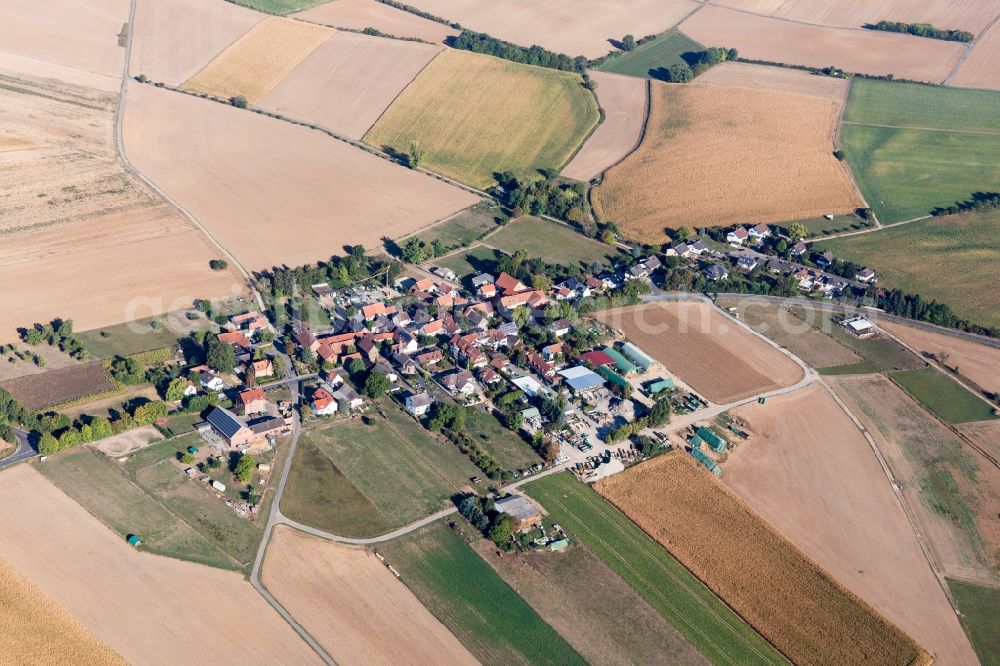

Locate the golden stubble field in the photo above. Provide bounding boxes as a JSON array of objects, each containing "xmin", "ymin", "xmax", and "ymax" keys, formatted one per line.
[
  {"xmin": 594, "ymin": 302, "xmax": 803, "ymax": 403},
  {"xmin": 0, "ymin": 557, "xmax": 126, "ymax": 665},
  {"xmin": 183, "ymin": 17, "xmax": 333, "ymax": 104},
  {"xmin": 129, "ymin": 0, "xmax": 264, "ymax": 86},
  {"xmin": 692, "ymin": 61, "xmax": 850, "ymax": 102},
  {"xmin": 0, "ymin": 466, "xmax": 323, "ymax": 665},
  {"xmin": 680, "ymin": 5, "xmax": 966, "ymax": 83},
  {"xmin": 123, "ymin": 83, "xmax": 479, "ymax": 270},
  {"xmin": 295, "ymin": 0, "xmax": 458, "ymax": 43},
  {"xmin": 365, "ymin": 49, "xmax": 600, "ymax": 188},
  {"xmin": 262, "ymin": 526, "xmax": 478, "ymax": 665},
  {"xmin": 597, "ymin": 451, "xmax": 933, "ymax": 666},
  {"xmin": 592, "ymin": 83, "xmax": 861, "ymax": 240},
  {"xmin": 726, "ymin": 383, "xmax": 979, "ymax": 665},
  {"xmin": 561, "ymin": 71, "xmax": 648, "ymax": 182},
  {"xmin": 949, "ymin": 20, "xmax": 1000, "ymax": 90}
]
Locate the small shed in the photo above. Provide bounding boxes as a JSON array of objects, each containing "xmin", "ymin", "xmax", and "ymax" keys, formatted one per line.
[
  {"xmin": 647, "ymin": 378, "xmax": 674, "ymax": 395},
  {"xmin": 127, "ymin": 534, "xmax": 142, "ymax": 547},
  {"xmin": 212, "ymin": 480, "xmax": 226, "ymax": 492},
  {"xmin": 186, "ymin": 445, "xmax": 198, "ymax": 455}
]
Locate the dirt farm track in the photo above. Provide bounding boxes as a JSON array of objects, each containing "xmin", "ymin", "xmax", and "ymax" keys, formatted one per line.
[{"xmin": 0, "ymin": 466, "xmax": 322, "ymax": 665}]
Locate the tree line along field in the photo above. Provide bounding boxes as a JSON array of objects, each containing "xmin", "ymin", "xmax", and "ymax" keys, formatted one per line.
[
  {"xmin": 839, "ymin": 79, "xmax": 1000, "ymax": 224},
  {"xmin": 597, "ymin": 452, "xmax": 933, "ymax": 666},
  {"xmin": 364, "ymin": 49, "xmax": 600, "ymax": 189},
  {"xmin": 378, "ymin": 521, "xmax": 586, "ymax": 664},
  {"xmin": 524, "ymin": 472, "xmax": 785, "ymax": 665},
  {"xmin": 592, "ymin": 82, "xmax": 861, "ymax": 240},
  {"xmin": 818, "ymin": 208, "xmax": 1000, "ymax": 329}
]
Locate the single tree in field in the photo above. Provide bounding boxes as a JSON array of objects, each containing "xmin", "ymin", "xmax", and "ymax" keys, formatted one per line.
[
  {"xmin": 788, "ymin": 222, "xmax": 809, "ymax": 241},
  {"xmin": 408, "ymin": 142, "xmax": 425, "ymax": 169},
  {"xmin": 234, "ymin": 453, "xmax": 256, "ymax": 483},
  {"xmin": 621, "ymin": 34, "xmax": 636, "ymax": 51}
]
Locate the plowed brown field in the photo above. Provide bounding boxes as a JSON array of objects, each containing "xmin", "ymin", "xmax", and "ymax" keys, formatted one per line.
[
  {"xmin": 726, "ymin": 383, "xmax": 980, "ymax": 665},
  {"xmin": 881, "ymin": 321, "xmax": 1000, "ymax": 396},
  {"xmin": 680, "ymin": 5, "xmax": 966, "ymax": 83},
  {"xmin": 399, "ymin": 0, "xmax": 699, "ymax": 58},
  {"xmin": 561, "ymin": 72, "xmax": 647, "ymax": 182},
  {"xmin": 259, "ymin": 31, "xmax": 442, "ymax": 139},
  {"xmin": 592, "ymin": 83, "xmax": 861, "ymax": 239},
  {"xmin": 183, "ymin": 17, "xmax": 333, "ymax": 104},
  {"xmin": 0, "ymin": 362, "xmax": 113, "ymax": 410},
  {"xmin": 129, "ymin": 0, "xmax": 264, "ymax": 86},
  {"xmin": 597, "ymin": 451, "xmax": 933, "ymax": 666},
  {"xmin": 594, "ymin": 302, "xmax": 803, "ymax": 403},
  {"xmin": 0, "ymin": 557, "xmax": 126, "ymax": 665},
  {"xmin": 295, "ymin": 0, "xmax": 458, "ymax": 43},
  {"xmin": 0, "ymin": 466, "xmax": 323, "ymax": 665},
  {"xmin": 122, "ymin": 83, "xmax": 478, "ymax": 270},
  {"xmin": 262, "ymin": 527, "xmax": 478, "ymax": 666}
]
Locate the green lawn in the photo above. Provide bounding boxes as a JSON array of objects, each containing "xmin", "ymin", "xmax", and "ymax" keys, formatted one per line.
[
  {"xmin": 775, "ymin": 214, "xmax": 870, "ymax": 238},
  {"xmin": 76, "ymin": 315, "xmax": 204, "ymax": 359},
  {"xmin": 489, "ymin": 216, "xmax": 620, "ymax": 268},
  {"xmin": 414, "ymin": 204, "xmax": 503, "ymax": 254},
  {"xmin": 436, "ymin": 246, "xmax": 503, "ymax": 278},
  {"xmin": 524, "ymin": 473, "xmax": 784, "ymax": 666},
  {"xmin": 39, "ymin": 446, "xmax": 240, "ymax": 570},
  {"xmin": 798, "ymin": 309, "xmax": 926, "ymax": 372},
  {"xmin": 890, "ymin": 368, "xmax": 998, "ymax": 424},
  {"xmin": 844, "ymin": 80, "xmax": 1000, "ymax": 133},
  {"xmin": 283, "ymin": 404, "xmax": 485, "ymax": 536},
  {"xmin": 379, "ymin": 522, "xmax": 586, "ymax": 665},
  {"xmin": 840, "ymin": 124, "xmax": 1000, "ymax": 223},
  {"xmin": 818, "ymin": 209, "xmax": 1000, "ymax": 329},
  {"xmin": 948, "ymin": 579, "xmax": 1000, "ymax": 666},
  {"xmin": 464, "ymin": 407, "xmax": 541, "ymax": 472},
  {"xmin": 596, "ymin": 30, "xmax": 704, "ymax": 80},
  {"xmin": 816, "ymin": 360, "xmax": 879, "ymax": 375}
]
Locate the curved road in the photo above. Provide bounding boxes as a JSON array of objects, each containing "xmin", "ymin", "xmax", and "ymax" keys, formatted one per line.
[{"xmin": 0, "ymin": 428, "xmax": 36, "ymax": 470}]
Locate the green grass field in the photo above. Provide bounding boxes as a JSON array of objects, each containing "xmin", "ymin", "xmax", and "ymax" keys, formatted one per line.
[
  {"xmin": 379, "ymin": 521, "xmax": 585, "ymax": 664},
  {"xmin": 365, "ymin": 49, "xmax": 600, "ymax": 188},
  {"xmin": 414, "ymin": 204, "xmax": 502, "ymax": 254},
  {"xmin": 797, "ymin": 309, "xmax": 926, "ymax": 372},
  {"xmin": 775, "ymin": 214, "xmax": 870, "ymax": 238},
  {"xmin": 77, "ymin": 317, "xmax": 202, "ymax": 359},
  {"xmin": 464, "ymin": 407, "xmax": 541, "ymax": 471},
  {"xmin": 596, "ymin": 30, "xmax": 704, "ymax": 80},
  {"xmin": 227, "ymin": 0, "xmax": 325, "ymax": 13},
  {"xmin": 39, "ymin": 446, "xmax": 241, "ymax": 570},
  {"xmin": 436, "ymin": 246, "xmax": 503, "ymax": 278},
  {"xmin": 948, "ymin": 579, "xmax": 1000, "ymax": 666},
  {"xmin": 283, "ymin": 404, "xmax": 485, "ymax": 536},
  {"xmin": 524, "ymin": 473, "xmax": 785, "ymax": 666},
  {"xmin": 890, "ymin": 368, "xmax": 998, "ymax": 424},
  {"xmin": 844, "ymin": 80, "xmax": 1000, "ymax": 133},
  {"xmin": 489, "ymin": 216, "xmax": 620, "ymax": 268},
  {"xmin": 818, "ymin": 209, "xmax": 1000, "ymax": 329},
  {"xmin": 816, "ymin": 360, "xmax": 879, "ymax": 375}
]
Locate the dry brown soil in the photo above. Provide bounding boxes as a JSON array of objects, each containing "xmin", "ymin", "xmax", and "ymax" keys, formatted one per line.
[{"xmin": 0, "ymin": 362, "xmax": 114, "ymax": 410}]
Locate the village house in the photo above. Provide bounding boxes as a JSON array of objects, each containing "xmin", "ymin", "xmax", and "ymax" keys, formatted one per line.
[
  {"xmin": 726, "ymin": 227, "xmax": 749, "ymax": 245},
  {"xmin": 736, "ymin": 255, "xmax": 759, "ymax": 272},
  {"xmin": 392, "ymin": 352, "xmax": 418, "ymax": 375},
  {"xmin": 497, "ymin": 290, "xmax": 549, "ymax": 319},
  {"xmin": 748, "ymin": 223, "xmax": 772, "ymax": 241},
  {"xmin": 541, "ymin": 342, "xmax": 563, "ymax": 361},
  {"xmin": 441, "ymin": 369, "xmax": 478, "ymax": 396},
  {"xmin": 470, "ymin": 273, "xmax": 494, "ymax": 289},
  {"xmin": 842, "ymin": 316, "xmax": 877, "ymax": 338},
  {"xmin": 199, "ymin": 369, "xmax": 225, "ymax": 393},
  {"xmin": 248, "ymin": 358, "xmax": 274, "ymax": 383},
  {"xmin": 406, "ymin": 392, "xmax": 433, "ymax": 417},
  {"xmin": 416, "ymin": 349, "xmax": 444, "ymax": 368},
  {"xmin": 815, "ymin": 250, "xmax": 834, "ymax": 268},
  {"xmin": 789, "ymin": 241, "xmax": 808, "ymax": 257},
  {"xmin": 294, "ymin": 328, "xmax": 320, "ymax": 353},
  {"xmin": 495, "ymin": 272, "xmax": 527, "ymax": 295},
  {"xmin": 356, "ymin": 335, "xmax": 380, "ymax": 363},
  {"xmin": 310, "ymin": 387, "xmax": 338, "ymax": 416},
  {"xmin": 549, "ymin": 318, "xmax": 572, "ymax": 337},
  {"xmin": 217, "ymin": 330, "xmax": 253, "ymax": 353},
  {"xmin": 361, "ymin": 301, "xmax": 396, "ymax": 320},
  {"xmin": 237, "ymin": 387, "xmax": 268, "ymax": 417},
  {"xmin": 855, "ymin": 267, "xmax": 877, "ymax": 283},
  {"xmin": 527, "ymin": 351, "xmax": 556, "ymax": 378},
  {"xmin": 332, "ymin": 385, "xmax": 364, "ymax": 411},
  {"xmin": 703, "ymin": 264, "xmax": 729, "ymax": 281},
  {"xmin": 393, "ymin": 329, "xmax": 418, "ymax": 354}
]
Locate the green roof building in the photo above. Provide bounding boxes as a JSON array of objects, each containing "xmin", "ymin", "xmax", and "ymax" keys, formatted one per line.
[
  {"xmin": 602, "ymin": 346, "xmax": 638, "ymax": 375},
  {"xmin": 647, "ymin": 378, "xmax": 674, "ymax": 395},
  {"xmin": 696, "ymin": 426, "xmax": 726, "ymax": 453},
  {"xmin": 596, "ymin": 365, "xmax": 629, "ymax": 389},
  {"xmin": 690, "ymin": 448, "xmax": 722, "ymax": 477}
]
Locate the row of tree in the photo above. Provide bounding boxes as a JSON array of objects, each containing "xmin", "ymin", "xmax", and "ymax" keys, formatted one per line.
[
  {"xmin": 931, "ymin": 191, "xmax": 1000, "ymax": 217},
  {"xmin": 870, "ymin": 20, "xmax": 973, "ymax": 42},
  {"xmin": 448, "ymin": 31, "xmax": 585, "ymax": 72},
  {"xmin": 457, "ymin": 494, "xmax": 515, "ymax": 550}
]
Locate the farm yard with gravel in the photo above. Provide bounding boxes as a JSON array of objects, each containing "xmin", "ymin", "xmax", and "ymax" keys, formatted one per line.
[
  {"xmin": 295, "ymin": 0, "xmax": 458, "ymax": 43},
  {"xmin": 592, "ymin": 82, "xmax": 860, "ymax": 239},
  {"xmin": 262, "ymin": 527, "xmax": 477, "ymax": 666},
  {"xmin": 597, "ymin": 451, "xmax": 934, "ymax": 666},
  {"xmin": 594, "ymin": 302, "xmax": 803, "ymax": 403},
  {"xmin": 561, "ymin": 72, "xmax": 648, "ymax": 182},
  {"xmin": 123, "ymin": 83, "xmax": 478, "ymax": 270},
  {"xmin": 725, "ymin": 384, "xmax": 979, "ymax": 664},
  {"xmin": 365, "ymin": 49, "xmax": 599, "ymax": 188},
  {"xmin": 259, "ymin": 32, "xmax": 443, "ymax": 139}
]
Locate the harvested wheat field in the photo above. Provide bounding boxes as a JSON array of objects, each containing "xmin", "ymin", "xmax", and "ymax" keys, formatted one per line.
[
  {"xmin": 881, "ymin": 321, "xmax": 1000, "ymax": 395},
  {"xmin": 561, "ymin": 72, "xmax": 648, "ymax": 182},
  {"xmin": 949, "ymin": 21, "xmax": 1000, "ymax": 91},
  {"xmin": 592, "ymin": 83, "xmax": 861, "ymax": 240},
  {"xmin": 183, "ymin": 17, "xmax": 333, "ymax": 104},
  {"xmin": 365, "ymin": 49, "xmax": 599, "ymax": 188},
  {"xmin": 0, "ymin": 557, "xmax": 126, "ymax": 666},
  {"xmin": 958, "ymin": 420, "xmax": 1000, "ymax": 461},
  {"xmin": 713, "ymin": 0, "xmax": 1000, "ymax": 33},
  {"xmin": 594, "ymin": 302, "xmax": 803, "ymax": 403},
  {"xmin": 129, "ymin": 0, "xmax": 264, "ymax": 86},
  {"xmin": 260, "ymin": 31, "xmax": 442, "ymax": 139},
  {"xmin": 680, "ymin": 5, "xmax": 966, "ymax": 83},
  {"xmin": 830, "ymin": 374, "xmax": 1000, "ymax": 586},
  {"xmin": 295, "ymin": 0, "xmax": 458, "ymax": 43},
  {"xmin": 693, "ymin": 61, "xmax": 849, "ymax": 102},
  {"xmin": 0, "ymin": 466, "xmax": 322, "ymax": 665},
  {"xmin": 725, "ymin": 383, "xmax": 979, "ymax": 665},
  {"xmin": 401, "ymin": 0, "xmax": 698, "ymax": 58},
  {"xmin": 597, "ymin": 451, "xmax": 933, "ymax": 666},
  {"xmin": 262, "ymin": 526, "xmax": 477, "ymax": 666},
  {"xmin": 123, "ymin": 83, "xmax": 478, "ymax": 270},
  {"xmin": 0, "ymin": 0, "xmax": 125, "ymax": 91}
]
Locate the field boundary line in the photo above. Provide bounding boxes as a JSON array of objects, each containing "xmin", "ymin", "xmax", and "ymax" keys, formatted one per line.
[
  {"xmin": 358, "ymin": 45, "xmax": 445, "ymax": 140},
  {"xmin": 833, "ymin": 79, "xmax": 871, "ymax": 212},
  {"xmin": 842, "ymin": 121, "xmax": 1000, "ymax": 136}
]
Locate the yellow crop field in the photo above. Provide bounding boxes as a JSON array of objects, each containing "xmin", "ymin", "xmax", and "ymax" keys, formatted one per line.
[
  {"xmin": 596, "ymin": 451, "xmax": 932, "ymax": 666},
  {"xmin": 183, "ymin": 17, "xmax": 333, "ymax": 103},
  {"xmin": 364, "ymin": 49, "xmax": 600, "ymax": 188},
  {"xmin": 0, "ymin": 558, "xmax": 126, "ymax": 665},
  {"xmin": 592, "ymin": 82, "xmax": 861, "ymax": 241}
]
